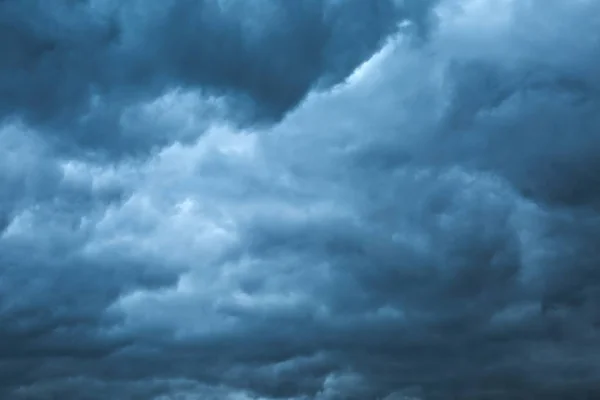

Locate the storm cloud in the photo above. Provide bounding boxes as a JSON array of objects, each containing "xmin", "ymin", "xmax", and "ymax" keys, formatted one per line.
[
  {"xmin": 2, "ymin": 0, "xmax": 600, "ymax": 399},
  {"xmin": 0, "ymin": 0, "xmax": 434, "ymax": 156}
]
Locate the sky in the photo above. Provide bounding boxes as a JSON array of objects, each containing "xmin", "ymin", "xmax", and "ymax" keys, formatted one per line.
[{"xmin": 1, "ymin": 0, "xmax": 600, "ymax": 399}]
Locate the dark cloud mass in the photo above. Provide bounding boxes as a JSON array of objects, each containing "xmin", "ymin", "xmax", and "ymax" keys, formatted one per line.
[
  {"xmin": 0, "ymin": 0, "xmax": 426, "ymax": 157},
  {"xmin": 1, "ymin": 0, "xmax": 600, "ymax": 399}
]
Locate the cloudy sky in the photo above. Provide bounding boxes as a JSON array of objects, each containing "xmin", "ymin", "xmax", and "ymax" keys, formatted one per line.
[{"xmin": 1, "ymin": 0, "xmax": 600, "ymax": 399}]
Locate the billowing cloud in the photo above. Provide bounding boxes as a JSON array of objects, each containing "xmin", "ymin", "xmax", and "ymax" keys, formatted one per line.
[
  {"xmin": 0, "ymin": 0, "xmax": 434, "ymax": 157},
  {"xmin": 1, "ymin": 0, "xmax": 600, "ymax": 399}
]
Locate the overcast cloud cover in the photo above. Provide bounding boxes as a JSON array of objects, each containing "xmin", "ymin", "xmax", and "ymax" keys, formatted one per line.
[{"xmin": 1, "ymin": 0, "xmax": 600, "ymax": 399}]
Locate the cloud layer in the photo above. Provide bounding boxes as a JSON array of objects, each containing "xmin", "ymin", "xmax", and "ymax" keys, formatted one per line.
[
  {"xmin": 2, "ymin": 0, "xmax": 600, "ymax": 399},
  {"xmin": 1, "ymin": 0, "xmax": 433, "ymax": 156}
]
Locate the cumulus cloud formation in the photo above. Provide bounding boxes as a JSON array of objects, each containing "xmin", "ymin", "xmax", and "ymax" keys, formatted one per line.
[
  {"xmin": 1, "ymin": 0, "xmax": 600, "ymax": 399},
  {"xmin": 0, "ymin": 0, "xmax": 433, "ymax": 156}
]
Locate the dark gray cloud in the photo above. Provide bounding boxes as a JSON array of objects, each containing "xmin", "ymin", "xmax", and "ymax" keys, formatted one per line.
[
  {"xmin": 2, "ymin": 0, "xmax": 600, "ymax": 399},
  {"xmin": 0, "ymin": 0, "xmax": 432, "ymax": 157}
]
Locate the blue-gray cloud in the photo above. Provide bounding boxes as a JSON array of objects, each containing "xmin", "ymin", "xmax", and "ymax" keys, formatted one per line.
[
  {"xmin": 2, "ymin": 0, "xmax": 600, "ymax": 399},
  {"xmin": 0, "ymin": 0, "xmax": 432, "ymax": 157}
]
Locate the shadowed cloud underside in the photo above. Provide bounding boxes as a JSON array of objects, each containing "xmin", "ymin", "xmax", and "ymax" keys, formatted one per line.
[{"xmin": 1, "ymin": 0, "xmax": 600, "ymax": 399}]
